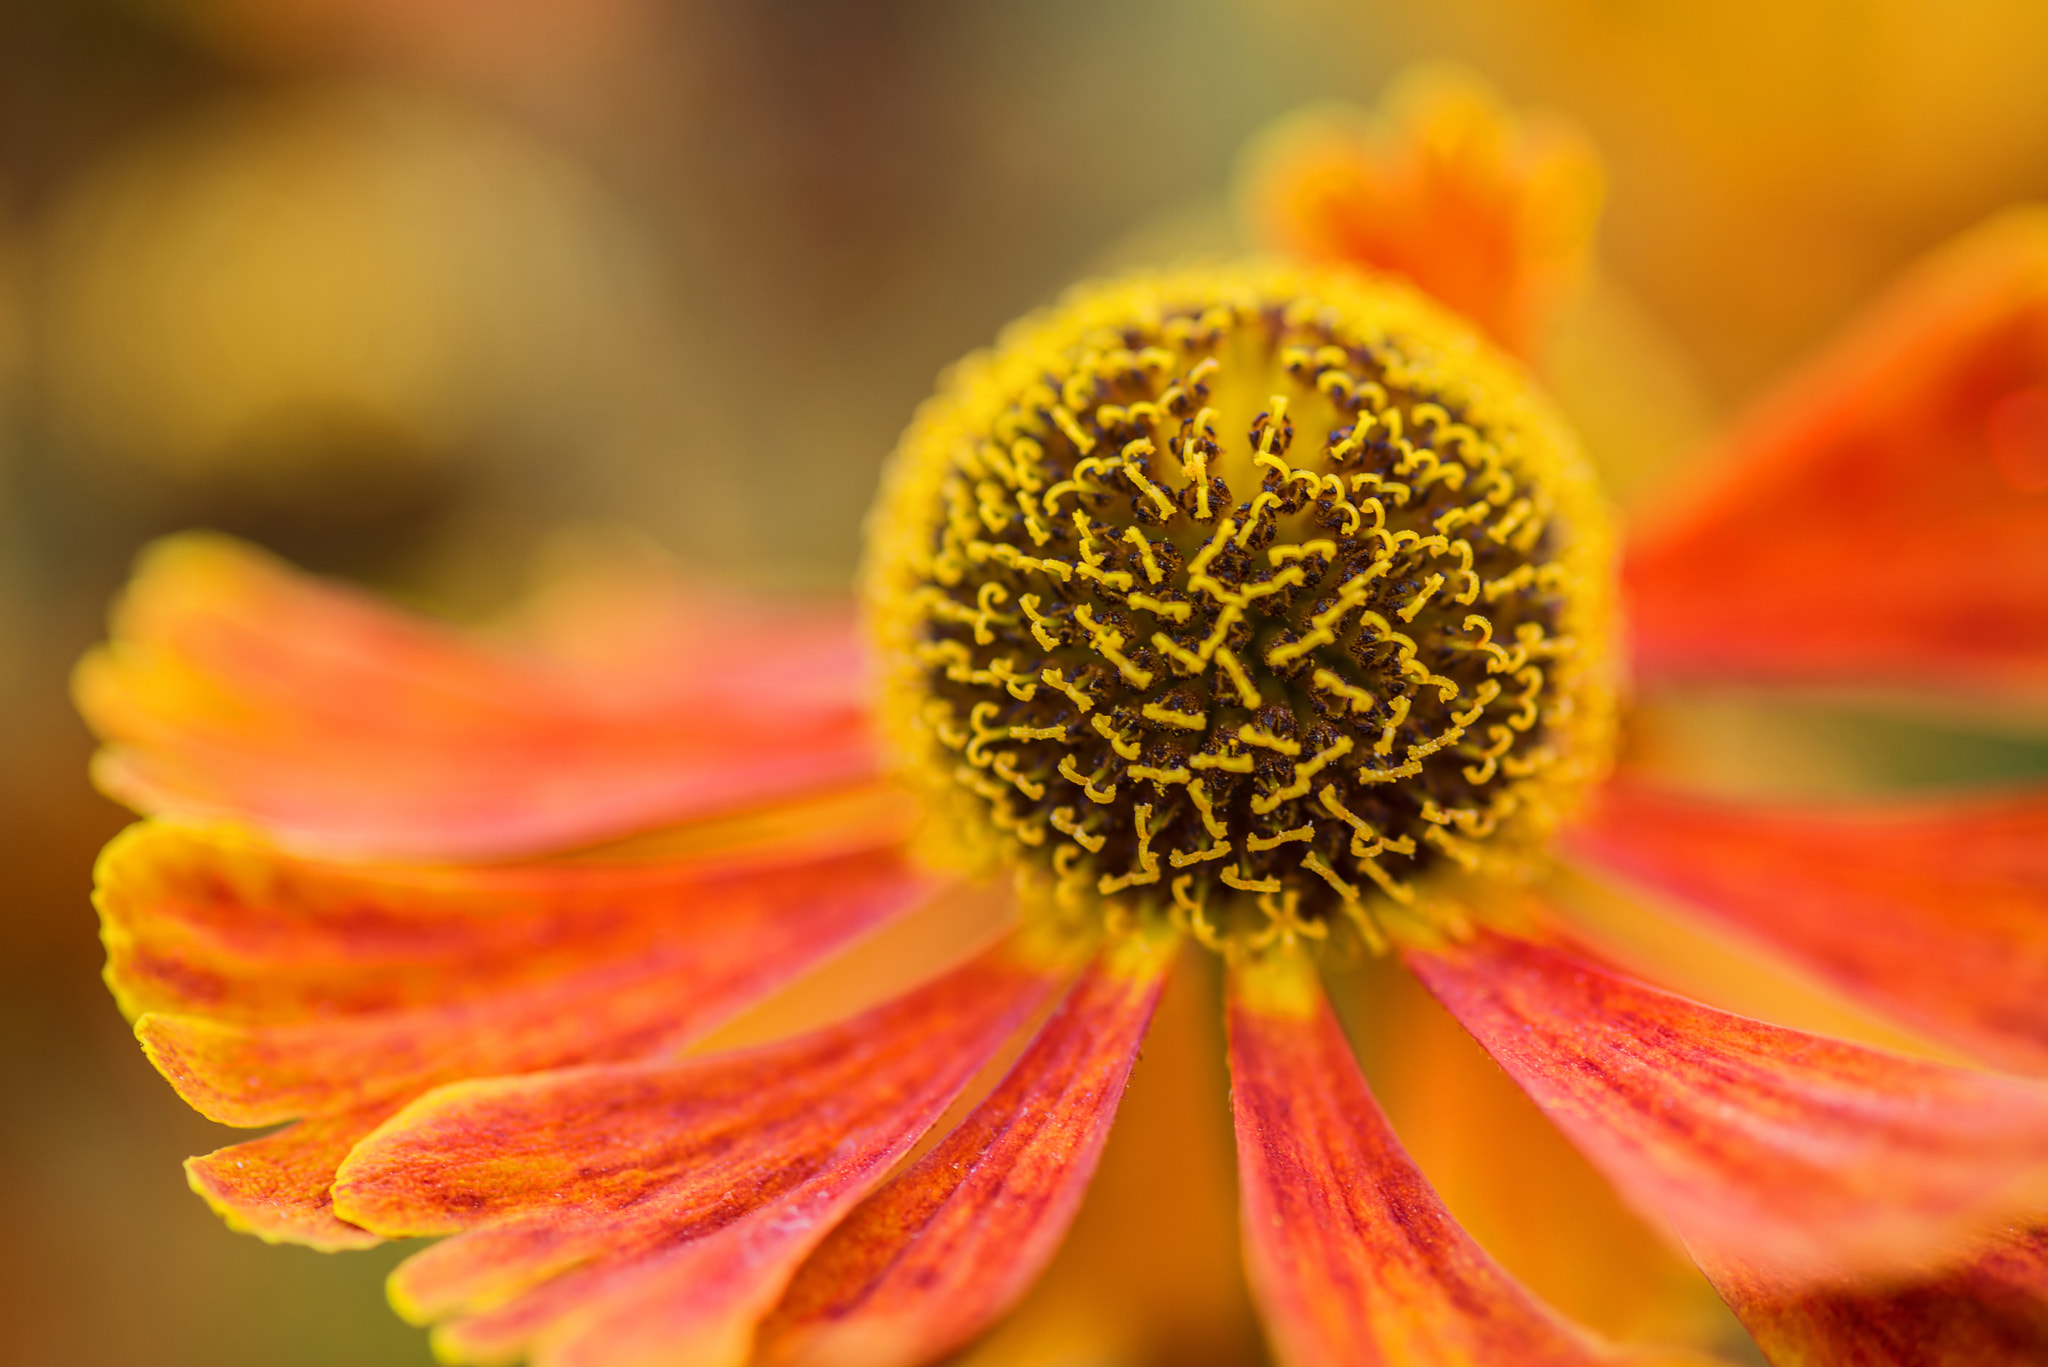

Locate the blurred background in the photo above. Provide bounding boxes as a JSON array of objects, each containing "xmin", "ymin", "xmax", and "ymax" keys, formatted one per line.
[{"xmin": 6, "ymin": 1, "xmax": 2048, "ymax": 1363}]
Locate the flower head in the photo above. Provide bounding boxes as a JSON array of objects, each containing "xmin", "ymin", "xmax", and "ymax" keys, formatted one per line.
[
  {"xmin": 78, "ymin": 71, "xmax": 2048, "ymax": 1367},
  {"xmin": 868, "ymin": 260, "xmax": 1616, "ymax": 947}
]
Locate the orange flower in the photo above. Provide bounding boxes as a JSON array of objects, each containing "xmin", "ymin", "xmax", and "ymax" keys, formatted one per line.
[{"xmin": 79, "ymin": 76, "xmax": 2048, "ymax": 1367}]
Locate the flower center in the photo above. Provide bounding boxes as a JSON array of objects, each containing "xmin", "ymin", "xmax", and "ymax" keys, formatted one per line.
[{"xmin": 867, "ymin": 263, "xmax": 1616, "ymax": 950}]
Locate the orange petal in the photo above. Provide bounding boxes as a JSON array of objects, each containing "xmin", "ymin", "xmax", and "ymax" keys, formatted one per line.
[
  {"xmin": 110, "ymin": 824, "xmax": 930, "ymax": 1248},
  {"xmin": 330, "ymin": 935, "xmax": 1068, "ymax": 1367},
  {"xmin": 1624, "ymin": 210, "xmax": 2048, "ymax": 699},
  {"xmin": 1335, "ymin": 953, "xmax": 1733, "ymax": 1347},
  {"xmin": 1240, "ymin": 66, "xmax": 1603, "ymax": 358},
  {"xmin": 98, "ymin": 821, "xmax": 918, "ymax": 1026},
  {"xmin": 1566, "ymin": 781, "xmax": 2048, "ymax": 1076},
  {"xmin": 1225, "ymin": 947, "xmax": 1700, "ymax": 1367},
  {"xmin": 106, "ymin": 825, "xmax": 934, "ymax": 1125},
  {"xmin": 936, "ymin": 938, "xmax": 1268, "ymax": 1366},
  {"xmin": 1406, "ymin": 929, "xmax": 2048, "ymax": 1281},
  {"xmin": 1700, "ymin": 1222, "xmax": 2048, "ymax": 1366},
  {"xmin": 757, "ymin": 930, "xmax": 1176, "ymax": 1367},
  {"xmin": 183, "ymin": 1102, "xmax": 400, "ymax": 1250},
  {"xmin": 75, "ymin": 533, "xmax": 875, "ymax": 860}
]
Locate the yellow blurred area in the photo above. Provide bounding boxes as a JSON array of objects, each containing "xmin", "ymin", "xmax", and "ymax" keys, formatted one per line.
[
  {"xmin": 4, "ymin": 2, "xmax": 2048, "ymax": 1365},
  {"xmin": 43, "ymin": 85, "xmax": 660, "ymax": 485},
  {"xmin": 1289, "ymin": 0, "xmax": 2048, "ymax": 395}
]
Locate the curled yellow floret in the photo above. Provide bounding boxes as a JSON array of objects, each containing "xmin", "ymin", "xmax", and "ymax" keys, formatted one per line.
[{"xmin": 866, "ymin": 261, "xmax": 1617, "ymax": 951}]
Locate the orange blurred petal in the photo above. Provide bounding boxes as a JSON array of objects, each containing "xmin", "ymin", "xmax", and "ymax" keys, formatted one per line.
[
  {"xmin": 1241, "ymin": 67, "xmax": 1603, "ymax": 358},
  {"xmin": 758, "ymin": 930, "xmax": 1175, "ymax": 1367},
  {"xmin": 1624, "ymin": 209, "xmax": 2048, "ymax": 700},
  {"xmin": 75, "ymin": 533, "xmax": 875, "ymax": 860},
  {"xmin": 1567, "ymin": 781, "xmax": 2048, "ymax": 1075},
  {"xmin": 1407, "ymin": 929, "xmax": 2048, "ymax": 1282},
  {"xmin": 1701, "ymin": 1222, "xmax": 2048, "ymax": 1366},
  {"xmin": 1225, "ymin": 948, "xmax": 1702, "ymax": 1367},
  {"xmin": 102, "ymin": 822, "xmax": 932, "ymax": 1126},
  {"xmin": 331, "ymin": 935, "xmax": 1068, "ymax": 1367}
]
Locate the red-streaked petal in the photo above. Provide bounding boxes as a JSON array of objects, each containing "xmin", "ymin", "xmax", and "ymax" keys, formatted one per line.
[
  {"xmin": 1623, "ymin": 210, "xmax": 2048, "ymax": 699},
  {"xmin": 75, "ymin": 533, "xmax": 874, "ymax": 860},
  {"xmin": 1335, "ymin": 953, "xmax": 1733, "ymax": 1346},
  {"xmin": 183, "ymin": 1103, "xmax": 400, "ymax": 1249},
  {"xmin": 757, "ymin": 930, "xmax": 1177, "ymax": 1367},
  {"xmin": 1407, "ymin": 929, "xmax": 2048, "ymax": 1281},
  {"xmin": 1566, "ymin": 781, "xmax": 2048, "ymax": 1076},
  {"xmin": 97, "ymin": 820, "xmax": 919, "ymax": 1028},
  {"xmin": 1701, "ymin": 1223, "xmax": 2048, "ymax": 1366},
  {"xmin": 110, "ymin": 829, "xmax": 934, "ymax": 1125},
  {"xmin": 1225, "ymin": 947, "xmax": 1701, "ymax": 1367},
  {"xmin": 1241, "ymin": 68, "xmax": 1602, "ymax": 358},
  {"xmin": 329, "ymin": 935, "xmax": 1068, "ymax": 1367}
]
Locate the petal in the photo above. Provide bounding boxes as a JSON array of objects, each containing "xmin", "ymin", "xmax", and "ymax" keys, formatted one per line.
[
  {"xmin": 1623, "ymin": 209, "xmax": 2048, "ymax": 699},
  {"xmin": 1700, "ymin": 1223, "xmax": 2048, "ymax": 1366},
  {"xmin": 494, "ymin": 534, "xmax": 876, "ymax": 719},
  {"xmin": 75, "ymin": 533, "xmax": 875, "ymax": 860},
  {"xmin": 1225, "ymin": 946, "xmax": 1701, "ymax": 1367},
  {"xmin": 757, "ymin": 929, "xmax": 1177, "ymax": 1367},
  {"xmin": 934, "ymin": 931, "xmax": 1267, "ymax": 1367},
  {"xmin": 1334, "ymin": 953, "xmax": 1732, "ymax": 1346},
  {"xmin": 104, "ymin": 824, "xmax": 934, "ymax": 1125},
  {"xmin": 182, "ymin": 1103, "xmax": 400, "ymax": 1250},
  {"xmin": 1240, "ymin": 66, "xmax": 1603, "ymax": 358},
  {"xmin": 1406, "ymin": 929, "xmax": 2048, "ymax": 1280},
  {"xmin": 1566, "ymin": 781, "xmax": 2048, "ymax": 1075},
  {"xmin": 330, "ymin": 934, "xmax": 1069, "ymax": 1367}
]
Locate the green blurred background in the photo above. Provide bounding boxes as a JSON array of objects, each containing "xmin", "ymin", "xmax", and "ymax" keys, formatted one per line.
[{"xmin": 5, "ymin": 1, "xmax": 2048, "ymax": 1362}]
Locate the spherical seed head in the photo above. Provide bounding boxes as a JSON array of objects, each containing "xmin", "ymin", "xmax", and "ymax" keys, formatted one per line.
[{"xmin": 866, "ymin": 262, "xmax": 1617, "ymax": 950}]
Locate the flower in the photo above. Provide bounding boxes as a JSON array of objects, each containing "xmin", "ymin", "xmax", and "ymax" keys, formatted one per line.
[{"xmin": 77, "ymin": 74, "xmax": 2048, "ymax": 1367}]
